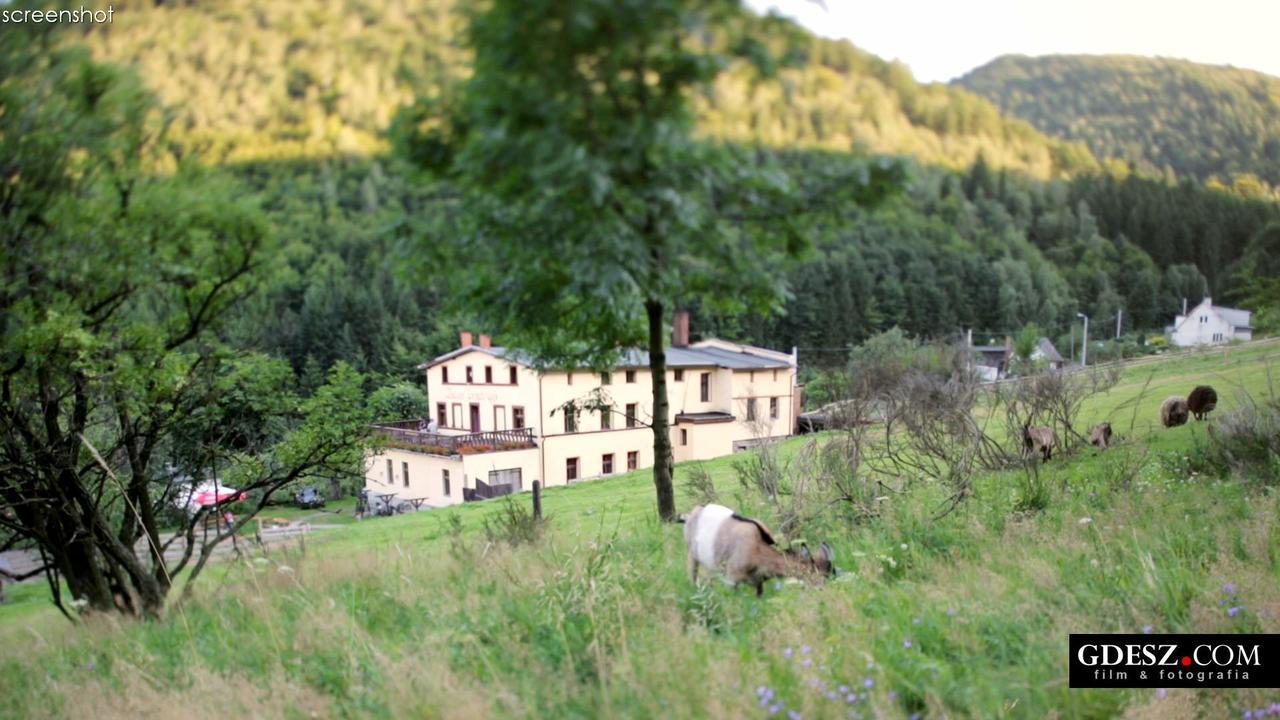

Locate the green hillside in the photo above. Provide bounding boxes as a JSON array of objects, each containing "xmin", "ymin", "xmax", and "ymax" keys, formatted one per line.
[
  {"xmin": 955, "ymin": 54, "xmax": 1280, "ymax": 188},
  {"xmin": 67, "ymin": 0, "xmax": 1096, "ymax": 177}
]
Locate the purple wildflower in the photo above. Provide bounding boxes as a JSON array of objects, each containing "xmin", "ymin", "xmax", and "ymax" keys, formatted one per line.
[
  {"xmin": 888, "ymin": 691, "xmax": 898, "ymax": 701},
  {"xmin": 801, "ymin": 644, "xmax": 812, "ymax": 654},
  {"xmin": 759, "ymin": 698, "xmax": 770, "ymax": 708},
  {"xmin": 756, "ymin": 686, "xmax": 767, "ymax": 697},
  {"xmin": 845, "ymin": 693, "xmax": 857, "ymax": 704},
  {"xmin": 769, "ymin": 702, "xmax": 783, "ymax": 715},
  {"xmin": 1229, "ymin": 606, "xmax": 1242, "ymax": 617},
  {"xmin": 1243, "ymin": 711, "xmax": 1253, "ymax": 720},
  {"xmin": 1224, "ymin": 583, "xmax": 1238, "ymax": 594},
  {"xmin": 787, "ymin": 711, "xmax": 802, "ymax": 720},
  {"xmin": 826, "ymin": 691, "xmax": 838, "ymax": 701},
  {"xmin": 946, "ymin": 607, "xmax": 956, "ymax": 617},
  {"xmin": 784, "ymin": 647, "xmax": 794, "ymax": 658},
  {"xmin": 863, "ymin": 678, "xmax": 874, "ymax": 689},
  {"xmin": 802, "ymin": 658, "xmax": 813, "ymax": 667},
  {"xmin": 838, "ymin": 685, "xmax": 850, "ymax": 694},
  {"xmin": 903, "ymin": 638, "xmax": 913, "ymax": 649},
  {"xmin": 1142, "ymin": 625, "xmax": 1154, "ymax": 634},
  {"xmin": 1155, "ymin": 688, "xmax": 1167, "ymax": 699}
]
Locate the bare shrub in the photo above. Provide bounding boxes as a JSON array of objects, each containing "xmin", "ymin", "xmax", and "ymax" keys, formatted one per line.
[
  {"xmin": 1207, "ymin": 395, "xmax": 1280, "ymax": 482},
  {"xmin": 681, "ymin": 463, "xmax": 719, "ymax": 505},
  {"xmin": 482, "ymin": 495, "xmax": 543, "ymax": 547},
  {"xmin": 995, "ymin": 365, "xmax": 1121, "ymax": 453}
]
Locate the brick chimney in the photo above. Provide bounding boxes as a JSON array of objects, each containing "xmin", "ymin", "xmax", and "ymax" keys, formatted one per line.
[
  {"xmin": 671, "ymin": 310, "xmax": 690, "ymax": 347},
  {"xmin": 478, "ymin": 334, "xmax": 492, "ymax": 348},
  {"xmin": 459, "ymin": 331, "xmax": 473, "ymax": 348}
]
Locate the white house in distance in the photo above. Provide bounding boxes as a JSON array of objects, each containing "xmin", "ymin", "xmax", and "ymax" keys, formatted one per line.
[
  {"xmin": 1170, "ymin": 297, "xmax": 1253, "ymax": 347},
  {"xmin": 363, "ymin": 312, "xmax": 800, "ymax": 507}
]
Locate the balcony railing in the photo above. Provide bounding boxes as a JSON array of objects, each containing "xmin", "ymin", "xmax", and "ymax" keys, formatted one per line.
[{"xmin": 372, "ymin": 421, "xmax": 536, "ymax": 456}]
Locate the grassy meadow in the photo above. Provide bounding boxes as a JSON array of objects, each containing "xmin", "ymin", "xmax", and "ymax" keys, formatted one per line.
[{"xmin": 1, "ymin": 343, "xmax": 1278, "ymax": 719}]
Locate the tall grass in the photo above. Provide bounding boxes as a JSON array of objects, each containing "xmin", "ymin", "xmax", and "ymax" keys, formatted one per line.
[{"xmin": 2, "ymin": 344, "xmax": 1279, "ymax": 719}]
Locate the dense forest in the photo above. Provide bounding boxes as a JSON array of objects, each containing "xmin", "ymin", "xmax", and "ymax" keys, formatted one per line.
[
  {"xmin": 36, "ymin": 0, "xmax": 1280, "ymax": 384},
  {"xmin": 955, "ymin": 54, "xmax": 1280, "ymax": 189}
]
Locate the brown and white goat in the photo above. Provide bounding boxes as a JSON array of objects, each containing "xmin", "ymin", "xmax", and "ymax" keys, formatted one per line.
[
  {"xmin": 681, "ymin": 504, "xmax": 834, "ymax": 596},
  {"xmin": 1022, "ymin": 425, "xmax": 1056, "ymax": 462}
]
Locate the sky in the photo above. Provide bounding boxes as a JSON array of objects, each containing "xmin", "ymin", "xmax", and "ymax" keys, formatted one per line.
[{"xmin": 745, "ymin": 0, "xmax": 1280, "ymax": 83}]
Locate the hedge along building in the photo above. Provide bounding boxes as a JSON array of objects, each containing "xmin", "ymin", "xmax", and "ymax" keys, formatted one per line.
[{"xmin": 363, "ymin": 313, "xmax": 800, "ymax": 507}]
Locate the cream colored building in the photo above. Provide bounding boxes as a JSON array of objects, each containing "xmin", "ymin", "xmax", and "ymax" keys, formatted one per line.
[{"xmin": 364, "ymin": 321, "xmax": 801, "ymax": 507}]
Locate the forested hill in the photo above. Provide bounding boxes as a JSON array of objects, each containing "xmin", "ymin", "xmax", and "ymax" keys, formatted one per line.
[
  {"xmin": 954, "ymin": 54, "xmax": 1280, "ymax": 188},
  {"xmin": 68, "ymin": 0, "xmax": 1095, "ymax": 177}
]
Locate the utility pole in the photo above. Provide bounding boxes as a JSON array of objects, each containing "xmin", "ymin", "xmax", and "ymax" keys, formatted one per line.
[
  {"xmin": 1116, "ymin": 309, "xmax": 1122, "ymax": 339},
  {"xmin": 1077, "ymin": 312, "xmax": 1090, "ymax": 367},
  {"xmin": 1070, "ymin": 323, "xmax": 1075, "ymax": 363}
]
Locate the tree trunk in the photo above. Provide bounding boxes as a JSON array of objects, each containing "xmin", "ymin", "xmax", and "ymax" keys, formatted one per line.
[{"xmin": 645, "ymin": 299, "xmax": 676, "ymax": 521}]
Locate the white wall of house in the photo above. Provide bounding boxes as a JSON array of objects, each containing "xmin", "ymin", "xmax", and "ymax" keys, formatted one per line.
[{"xmin": 1171, "ymin": 299, "xmax": 1253, "ymax": 347}]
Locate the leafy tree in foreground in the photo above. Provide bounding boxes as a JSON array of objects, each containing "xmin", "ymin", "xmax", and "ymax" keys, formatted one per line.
[
  {"xmin": 0, "ymin": 29, "xmax": 369, "ymax": 619},
  {"xmin": 403, "ymin": 0, "xmax": 898, "ymax": 520}
]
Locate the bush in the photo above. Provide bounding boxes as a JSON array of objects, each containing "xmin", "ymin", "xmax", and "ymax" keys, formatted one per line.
[
  {"xmin": 482, "ymin": 495, "xmax": 543, "ymax": 546},
  {"xmin": 1207, "ymin": 397, "xmax": 1280, "ymax": 482},
  {"xmin": 367, "ymin": 382, "xmax": 428, "ymax": 422}
]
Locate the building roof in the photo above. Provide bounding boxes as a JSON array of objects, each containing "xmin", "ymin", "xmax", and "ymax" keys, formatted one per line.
[
  {"xmin": 419, "ymin": 342, "xmax": 792, "ymax": 371},
  {"xmin": 1034, "ymin": 337, "xmax": 1064, "ymax": 363},
  {"xmin": 674, "ymin": 411, "xmax": 735, "ymax": 424}
]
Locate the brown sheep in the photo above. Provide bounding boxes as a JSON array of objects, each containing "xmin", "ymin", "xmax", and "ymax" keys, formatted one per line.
[
  {"xmin": 1161, "ymin": 396, "xmax": 1189, "ymax": 428},
  {"xmin": 1022, "ymin": 425, "xmax": 1056, "ymax": 462},
  {"xmin": 1089, "ymin": 422, "xmax": 1113, "ymax": 449},
  {"xmin": 682, "ymin": 504, "xmax": 834, "ymax": 596},
  {"xmin": 1187, "ymin": 385, "xmax": 1218, "ymax": 421}
]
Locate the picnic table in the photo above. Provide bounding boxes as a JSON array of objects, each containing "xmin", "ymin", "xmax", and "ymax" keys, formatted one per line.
[
  {"xmin": 375, "ymin": 493, "xmax": 398, "ymax": 516},
  {"xmin": 402, "ymin": 497, "xmax": 428, "ymax": 511}
]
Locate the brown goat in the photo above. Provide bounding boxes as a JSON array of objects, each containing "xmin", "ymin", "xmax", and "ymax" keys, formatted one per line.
[
  {"xmin": 1161, "ymin": 396, "xmax": 1189, "ymax": 428},
  {"xmin": 1022, "ymin": 425, "xmax": 1056, "ymax": 462},
  {"xmin": 1089, "ymin": 422, "xmax": 1113, "ymax": 449},
  {"xmin": 682, "ymin": 504, "xmax": 834, "ymax": 597},
  {"xmin": 1187, "ymin": 385, "xmax": 1218, "ymax": 421}
]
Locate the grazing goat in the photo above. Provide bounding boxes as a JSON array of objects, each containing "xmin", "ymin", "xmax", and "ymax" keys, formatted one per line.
[
  {"xmin": 1022, "ymin": 425, "xmax": 1056, "ymax": 462},
  {"xmin": 1161, "ymin": 396, "xmax": 1189, "ymax": 428},
  {"xmin": 1187, "ymin": 385, "xmax": 1218, "ymax": 421},
  {"xmin": 1089, "ymin": 422, "xmax": 1113, "ymax": 449},
  {"xmin": 681, "ymin": 504, "xmax": 834, "ymax": 596}
]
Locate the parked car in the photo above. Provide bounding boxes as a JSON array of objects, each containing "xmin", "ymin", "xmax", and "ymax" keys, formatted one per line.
[{"xmin": 295, "ymin": 486, "xmax": 326, "ymax": 509}]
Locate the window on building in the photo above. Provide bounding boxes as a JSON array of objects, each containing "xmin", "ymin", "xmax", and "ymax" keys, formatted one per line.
[
  {"xmin": 601, "ymin": 371, "xmax": 612, "ymax": 385},
  {"xmin": 627, "ymin": 451, "xmax": 638, "ymax": 471},
  {"xmin": 600, "ymin": 409, "xmax": 612, "ymax": 430},
  {"xmin": 680, "ymin": 429, "xmax": 688, "ymax": 446},
  {"xmin": 513, "ymin": 406, "xmax": 525, "ymax": 429},
  {"xmin": 750, "ymin": 370, "xmax": 755, "ymax": 382},
  {"xmin": 452, "ymin": 403, "xmax": 463, "ymax": 428},
  {"xmin": 566, "ymin": 457, "xmax": 579, "ymax": 481},
  {"xmin": 602, "ymin": 453, "xmax": 614, "ymax": 474},
  {"xmin": 674, "ymin": 369, "xmax": 684, "ymax": 382},
  {"xmin": 437, "ymin": 402, "xmax": 447, "ymax": 427},
  {"xmin": 484, "ymin": 366, "xmax": 493, "ymax": 383},
  {"xmin": 626, "ymin": 370, "xmax": 637, "ymax": 383},
  {"xmin": 442, "ymin": 366, "xmax": 449, "ymax": 383},
  {"xmin": 747, "ymin": 398, "xmax": 757, "ymax": 421},
  {"xmin": 773, "ymin": 369, "xmax": 778, "ymax": 381},
  {"xmin": 770, "ymin": 397, "xmax": 779, "ymax": 419},
  {"xmin": 443, "ymin": 469, "xmax": 451, "ymax": 496},
  {"xmin": 564, "ymin": 410, "xmax": 577, "ymax": 433},
  {"xmin": 386, "ymin": 458, "xmax": 393, "ymax": 485},
  {"xmin": 402, "ymin": 462, "xmax": 410, "ymax": 488},
  {"xmin": 466, "ymin": 366, "xmax": 474, "ymax": 383},
  {"xmin": 625, "ymin": 403, "xmax": 638, "ymax": 428},
  {"xmin": 700, "ymin": 372, "xmax": 710, "ymax": 402},
  {"xmin": 494, "ymin": 405, "xmax": 507, "ymax": 430},
  {"xmin": 509, "ymin": 366, "xmax": 518, "ymax": 384}
]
